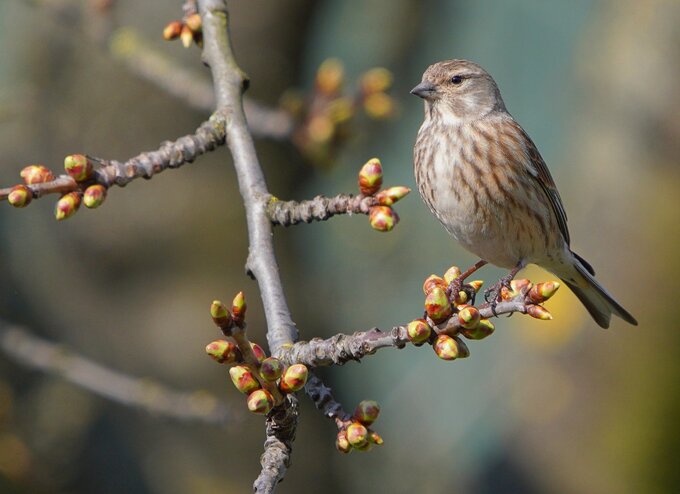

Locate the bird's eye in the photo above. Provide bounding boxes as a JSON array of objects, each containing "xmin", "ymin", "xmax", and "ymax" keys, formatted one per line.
[{"xmin": 451, "ymin": 75, "xmax": 463, "ymax": 85}]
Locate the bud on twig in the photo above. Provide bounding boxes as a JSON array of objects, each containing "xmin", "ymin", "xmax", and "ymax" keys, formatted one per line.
[
  {"xmin": 358, "ymin": 158, "xmax": 383, "ymax": 196},
  {"xmin": 231, "ymin": 292, "xmax": 246, "ymax": 326},
  {"xmin": 315, "ymin": 58, "xmax": 344, "ymax": 95},
  {"xmin": 375, "ymin": 186, "xmax": 410, "ymax": 206},
  {"xmin": 363, "ymin": 93, "xmax": 395, "ymax": 119},
  {"xmin": 336, "ymin": 430, "xmax": 351, "ymax": 454},
  {"xmin": 83, "ymin": 185, "xmax": 107, "ymax": 209},
  {"xmin": 406, "ymin": 319, "xmax": 431, "ymax": 345},
  {"xmin": 210, "ymin": 300, "xmax": 232, "ymax": 329},
  {"xmin": 353, "ymin": 400, "xmax": 380, "ymax": 426},
  {"xmin": 527, "ymin": 281, "xmax": 560, "ymax": 304},
  {"xmin": 205, "ymin": 339, "xmax": 239, "ymax": 364},
  {"xmin": 457, "ymin": 306, "xmax": 481, "ymax": 329},
  {"xmin": 443, "ymin": 266, "xmax": 462, "ymax": 285},
  {"xmin": 64, "ymin": 154, "xmax": 93, "ymax": 182},
  {"xmin": 7, "ymin": 185, "xmax": 32, "ymax": 208},
  {"xmin": 526, "ymin": 305, "xmax": 553, "ymax": 321},
  {"xmin": 368, "ymin": 206, "xmax": 398, "ymax": 232},
  {"xmin": 460, "ymin": 318, "xmax": 495, "ymax": 340},
  {"xmin": 422, "ymin": 275, "xmax": 447, "ymax": 295},
  {"xmin": 433, "ymin": 334, "xmax": 459, "ymax": 360},
  {"xmin": 162, "ymin": 21, "xmax": 183, "ymax": 40},
  {"xmin": 346, "ymin": 422, "xmax": 369, "ymax": 448},
  {"xmin": 250, "ymin": 342, "xmax": 266, "ymax": 363},
  {"xmin": 20, "ymin": 165, "xmax": 54, "ymax": 184},
  {"xmin": 425, "ymin": 286, "xmax": 452, "ymax": 323},
  {"xmin": 185, "ymin": 14, "xmax": 202, "ymax": 32},
  {"xmin": 55, "ymin": 192, "xmax": 81, "ymax": 220},
  {"xmin": 229, "ymin": 365, "xmax": 260, "ymax": 394},
  {"xmin": 247, "ymin": 389, "xmax": 274, "ymax": 415},
  {"xmin": 359, "ymin": 68, "xmax": 393, "ymax": 95},
  {"xmin": 454, "ymin": 336, "xmax": 470, "ymax": 358},
  {"xmin": 279, "ymin": 364, "xmax": 308, "ymax": 393},
  {"xmin": 180, "ymin": 25, "xmax": 194, "ymax": 48},
  {"xmin": 259, "ymin": 357, "xmax": 284, "ymax": 381}
]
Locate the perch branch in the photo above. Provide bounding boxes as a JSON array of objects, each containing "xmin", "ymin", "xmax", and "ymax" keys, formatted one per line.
[{"xmin": 267, "ymin": 194, "xmax": 381, "ymax": 226}]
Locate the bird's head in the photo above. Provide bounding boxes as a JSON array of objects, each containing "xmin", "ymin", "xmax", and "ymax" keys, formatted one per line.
[{"xmin": 411, "ymin": 59, "xmax": 506, "ymax": 121}]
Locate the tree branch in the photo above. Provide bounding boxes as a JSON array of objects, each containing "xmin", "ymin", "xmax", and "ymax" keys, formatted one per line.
[
  {"xmin": 0, "ymin": 321, "xmax": 240, "ymax": 425},
  {"xmin": 267, "ymin": 194, "xmax": 381, "ymax": 226}
]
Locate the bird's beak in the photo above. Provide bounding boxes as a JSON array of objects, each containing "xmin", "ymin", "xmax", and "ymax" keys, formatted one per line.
[{"xmin": 410, "ymin": 81, "xmax": 436, "ymax": 99}]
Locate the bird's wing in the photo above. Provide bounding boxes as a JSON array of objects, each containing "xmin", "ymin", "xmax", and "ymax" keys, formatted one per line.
[{"xmin": 512, "ymin": 121, "xmax": 571, "ymax": 246}]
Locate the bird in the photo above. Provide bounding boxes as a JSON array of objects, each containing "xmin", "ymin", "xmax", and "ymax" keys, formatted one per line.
[{"xmin": 411, "ymin": 59, "xmax": 637, "ymax": 328}]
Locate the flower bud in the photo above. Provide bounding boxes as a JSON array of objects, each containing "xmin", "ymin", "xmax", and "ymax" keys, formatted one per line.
[
  {"xmin": 406, "ymin": 319, "xmax": 431, "ymax": 345},
  {"xmin": 368, "ymin": 206, "xmax": 398, "ymax": 232},
  {"xmin": 231, "ymin": 291, "xmax": 246, "ymax": 325},
  {"xmin": 510, "ymin": 279, "xmax": 532, "ymax": 294},
  {"xmin": 279, "ymin": 364, "xmax": 308, "ymax": 393},
  {"xmin": 205, "ymin": 339, "xmax": 239, "ymax": 364},
  {"xmin": 210, "ymin": 300, "xmax": 232, "ymax": 329},
  {"xmin": 433, "ymin": 334, "xmax": 459, "ymax": 360},
  {"xmin": 468, "ymin": 280, "xmax": 484, "ymax": 293},
  {"xmin": 7, "ymin": 185, "xmax": 32, "ymax": 208},
  {"xmin": 352, "ymin": 400, "xmax": 380, "ymax": 426},
  {"xmin": 54, "ymin": 192, "xmax": 81, "ymax": 220},
  {"xmin": 363, "ymin": 93, "xmax": 395, "ymax": 119},
  {"xmin": 375, "ymin": 186, "xmax": 410, "ymax": 206},
  {"xmin": 425, "ymin": 286, "xmax": 452, "ymax": 323},
  {"xmin": 247, "ymin": 389, "xmax": 274, "ymax": 415},
  {"xmin": 528, "ymin": 281, "xmax": 560, "ymax": 304},
  {"xmin": 460, "ymin": 318, "xmax": 495, "ymax": 340},
  {"xmin": 457, "ymin": 306, "xmax": 480, "ymax": 329},
  {"xmin": 180, "ymin": 25, "xmax": 194, "ymax": 48},
  {"xmin": 162, "ymin": 20, "xmax": 183, "ymax": 40},
  {"xmin": 250, "ymin": 342, "xmax": 266, "ymax": 363},
  {"xmin": 307, "ymin": 115, "xmax": 334, "ymax": 144},
  {"xmin": 259, "ymin": 357, "xmax": 284, "ymax": 381},
  {"xmin": 346, "ymin": 422, "xmax": 369, "ymax": 448},
  {"xmin": 336, "ymin": 430, "xmax": 351, "ymax": 454},
  {"xmin": 358, "ymin": 158, "xmax": 383, "ymax": 196},
  {"xmin": 353, "ymin": 441, "xmax": 373, "ymax": 452},
  {"xmin": 368, "ymin": 430, "xmax": 384, "ymax": 445},
  {"xmin": 454, "ymin": 336, "xmax": 470, "ymax": 358},
  {"xmin": 443, "ymin": 266, "xmax": 462, "ymax": 285},
  {"xmin": 83, "ymin": 185, "xmax": 107, "ymax": 208},
  {"xmin": 185, "ymin": 13, "xmax": 202, "ymax": 32},
  {"xmin": 453, "ymin": 290, "xmax": 469, "ymax": 306},
  {"xmin": 20, "ymin": 165, "xmax": 54, "ymax": 184},
  {"xmin": 229, "ymin": 365, "xmax": 260, "ymax": 394},
  {"xmin": 527, "ymin": 305, "xmax": 553, "ymax": 321},
  {"xmin": 360, "ymin": 67, "xmax": 393, "ymax": 94},
  {"xmin": 64, "ymin": 154, "xmax": 93, "ymax": 182},
  {"xmin": 315, "ymin": 58, "xmax": 344, "ymax": 95},
  {"xmin": 422, "ymin": 274, "xmax": 447, "ymax": 295}
]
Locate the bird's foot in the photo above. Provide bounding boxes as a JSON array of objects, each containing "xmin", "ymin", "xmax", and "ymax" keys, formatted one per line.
[
  {"xmin": 446, "ymin": 278, "xmax": 477, "ymax": 305},
  {"xmin": 484, "ymin": 267, "xmax": 521, "ymax": 316}
]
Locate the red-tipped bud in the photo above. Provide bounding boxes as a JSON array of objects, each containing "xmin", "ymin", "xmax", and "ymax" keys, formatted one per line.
[
  {"xmin": 433, "ymin": 334, "xmax": 459, "ymax": 360},
  {"xmin": 346, "ymin": 422, "xmax": 369, "ymax": 448},
  {"xmin": 229, "ymin": 365, "xmax": 260, "ymax": 394},
  {"xmin": 83, "ymin": 185, "xmax": 107, "ymax": 209},
  {"xmin": 406, "ymin": 319, "xmax": 432, "ymax": 345},
  {"xmin": 511, "ymin": 279, "xmax": 532, "ymax": 294},
  {"xmin": 368, "ymin": 430, "xmax": 384, "ymax": 445},
  {"xmin": 7, "ymin": 185, "xmax": 32, "ymax": 208},
  {"xmin": 185, "ymin": 13, "xmax": 202, "ymax": 32},
  {"xmin": 527, "ymin": 305, "xmax": 553, "ymax": 321},
  {"xmin": 461, "ymin": 318, "xmax": 495, "ymax": 340},
  {"xmin": 336, "ymin": 430, "xmax": 351, "ymax": 453},
  {"xmin": 64, "ymin": 154, "xmax": 93, "ymax": 182},
  {"xmin": 162, "ymin": 20, "xmax": 183, "ymax": 40},
  {"xmin": 422, "ymin": 275, "xmax": 447, "ymax": 295},
  {"xmin": 205, "ymin": 339, "xmax": 239, "ymax": 364},
  {"xmin": 468, "ymin": 280, "xmax": 484, "ymax": 293},
  {"xmin": 353, "ymin": 400, "xmax": 380, "ymax": 426},
  {"xmin": 369, "ymin": 206, "xmax": 398, "ymax": 232},
  {"xmin": 250, "ymin": 342, "xmax": 266, "ymax": 363},
  {"xmin": 528, "ymin": 281, "xmax": 560, "ymax": 304},
  {"xmin": 358, "ymin": 158, "xmax": 383, "ymax": 195},
  {"xmin": 363, "ymin": 93, "xmax": 395, "ymax": 119},
  {"xmin": 180, "ymin": 25, "xmax": 194, "ymax": 48},
  {"xmin": 454, "ymin": 290, "xmax": 469, "ymax": 306},
  {"xmin": 259, "ymin": 357, "xmax": 284, "ymax": 381},
  {"xmin": 315, "ymin": 58, "xmax": 344, "ymax": 95},
  {"xmin": 443, "ymin": 265, "xmax": 462, "ymax": 285},
  {"xmin": 454, "ymin": 336, "xmax": 470, "ymax": 358},
  {"xmin": 247, "ymin": 389, "xmax": 274, "ymax": 415},
  {"xmin": 20, "ymin": 165, "xmax": 54, "ymax": 184},
  {"xmin": 360, "ymin": 67, "xmax": 393, "ymax": 95},
  {"xmin": 279, "ymin": 364, "xmax": 308, "ymax": 393},
  {"xmin": 231, "ymin": 291, "xmax": 246, "ymax": 325},
  {"xmin": 55, "ymin": 192, "xmax": 81, "ymax": 220},
  {"xmin": 457, "ymin": 306, "xmax": 481, "ymax": 329},
  {"xmin": 425, "ymin": 286, "xmax": 452, "ymax": 323},
  {"xmin": 210, "ymin": 300, "xmax": 232, "ymax": 329},
  {"xmin": 375, "ymin": 186, "xmax": 410, "ymax": 206}
]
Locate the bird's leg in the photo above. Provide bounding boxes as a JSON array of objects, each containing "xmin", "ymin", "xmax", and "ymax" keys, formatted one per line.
[
  {"xmin": 446, "ymin": 259, "xmax": 488, "ymax": 305},
  {"xmin": 484, "ymin": 263, "xmax": 523, "ymax": 315}
]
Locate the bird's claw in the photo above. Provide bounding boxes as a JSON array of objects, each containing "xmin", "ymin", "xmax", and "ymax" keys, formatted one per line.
[{"xmin": 446, "ymin": 278, "xmax": 477, "ymax": 306}]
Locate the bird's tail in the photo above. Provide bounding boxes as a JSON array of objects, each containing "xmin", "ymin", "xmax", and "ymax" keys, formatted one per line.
[{"xmin": 560, "ymin": 253, "xmax": 638, "ymax": 329}]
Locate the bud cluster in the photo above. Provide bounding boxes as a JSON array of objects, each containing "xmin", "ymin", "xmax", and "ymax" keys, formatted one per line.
[
  {"xmin": 283, "ymin": 59, "xmax": 396, "ymax": 166},
  {"xmin": 162, "ymin": 13, "xmax": 202, "ymax": 48},
  {"xmin": 500, "ymin": 279, "xmax": 559, "ymax": 320},
  {"xmin": 356, "ymin": 158, "xmax": 410, "ymax": 232},
  {"xmin": 206, "ymin": 293, "xmax": 309, "ymax": 416},
  {"xmin": 336, "ymin": 400, "xmax": 384, "ymax": 454}
]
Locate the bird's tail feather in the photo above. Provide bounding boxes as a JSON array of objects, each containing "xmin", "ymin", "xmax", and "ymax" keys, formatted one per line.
[{"xmin": 562, "ymin": 254, "xmax": 638, "ymax": 329}]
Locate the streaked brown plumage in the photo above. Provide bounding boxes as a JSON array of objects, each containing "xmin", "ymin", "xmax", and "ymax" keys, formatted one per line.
[{"xmin": 412, "ymin": 59, "xmax": 637, "ymax": 328}]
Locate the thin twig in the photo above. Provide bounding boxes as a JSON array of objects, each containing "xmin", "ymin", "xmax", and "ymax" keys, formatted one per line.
[
  {"xmin": 267, "ymin": 194, "xmax": 379, "ymax": 226},
  {"xmin": 0, "ymin": 322, "xmax": 240, "ymax": 425}
]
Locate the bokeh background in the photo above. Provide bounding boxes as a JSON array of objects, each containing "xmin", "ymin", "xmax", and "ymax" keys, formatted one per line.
[{"xmin": 1, "ymin": 0, "xmax": 679, "ymax": 493}]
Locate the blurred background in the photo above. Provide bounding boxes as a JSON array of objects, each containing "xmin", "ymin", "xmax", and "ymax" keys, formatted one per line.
[{"xmin": 0, "ymin": 0, "xmax": 678, "ymax": 493}]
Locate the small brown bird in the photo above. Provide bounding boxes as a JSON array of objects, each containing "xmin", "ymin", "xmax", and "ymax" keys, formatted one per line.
[{"xmin": 411, "ymin": 59, "xmax": 637, "ymax": 328}]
